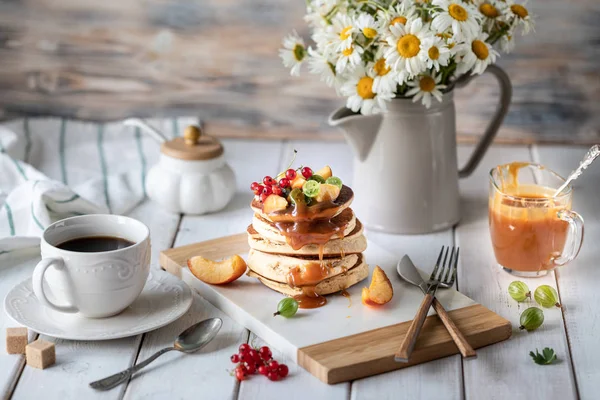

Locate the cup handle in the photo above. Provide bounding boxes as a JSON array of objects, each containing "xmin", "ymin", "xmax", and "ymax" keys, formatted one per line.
[
  {"xmin": 457, "ymin": 65, "xmax": 513, "ymax": 178},
  {"xmin": 32, "ymin": 257, "xmax": 79, "ymax": 313},
  {"xmin": 553, "ymin": 210, "xmax": 585, "ymax": 267}
]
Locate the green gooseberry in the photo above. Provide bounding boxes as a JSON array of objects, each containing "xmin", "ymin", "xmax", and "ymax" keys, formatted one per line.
[
  {"xmin": 534, "ymin": 285, "xmax": 562, "ymax": 308},
  {"xmin": 508, "ymin": 281, "xmax": 531, "ymax": 302},
  {"xmin": 274, "ymin": 298, "xmax": 299, "ymax": 318},
  {"xmin": 519, "ymin": 307, "xmax": 544, "ymax": 331}
]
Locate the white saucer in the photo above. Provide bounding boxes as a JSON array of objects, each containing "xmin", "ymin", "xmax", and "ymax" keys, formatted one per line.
[{"xmin": 4, "ymin": 268, "xmax": 193, "ymax": 341}]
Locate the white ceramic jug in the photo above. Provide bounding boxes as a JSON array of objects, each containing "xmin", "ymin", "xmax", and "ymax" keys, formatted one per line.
[
  {"xmin": 329, "ymin": 65, "xmax": 512, "ymax": 234},
  {"xmin": 124, "ymin": 119, "xmax": 235, "ymax": 215}
]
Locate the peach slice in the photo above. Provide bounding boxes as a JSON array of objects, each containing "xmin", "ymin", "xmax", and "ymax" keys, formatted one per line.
[
  {"xmin": 291, "ymin": 175, "xmax": 306, "ymax": 189},
  {"xmin": 187, "ymin": 255, "xmax": 247, "ymax": 285},
  {"xmin": 315, "ymin": 166, "xmax": 333, "ymax": 180},
  {"xmin": 315, "ymin": 183, "xmax": 341, "ymax": 202},
  {"xmin": 362, "ymin": 266, "xmax": 394, "ymax": 306},
  {"xmin": 263, "ymin": 194, "xmax": 288, "ymax": 214}
]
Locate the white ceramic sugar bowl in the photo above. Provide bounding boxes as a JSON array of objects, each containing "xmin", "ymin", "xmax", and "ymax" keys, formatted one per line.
[{"xmin": 127, "ymin": 119, "xmax": 235, "ymax": 215}]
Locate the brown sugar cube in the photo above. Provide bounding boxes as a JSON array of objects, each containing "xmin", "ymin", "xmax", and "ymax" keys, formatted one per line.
[
  {"xmin": 6, "ymin": 327, "xmax": 28, "ymax": 354},
  {"xmin": 25, "ymin": 339, "xmax": 55, "ymax": 369}
]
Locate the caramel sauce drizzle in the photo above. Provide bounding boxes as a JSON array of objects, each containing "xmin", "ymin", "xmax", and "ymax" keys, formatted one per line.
[
  {"xmin": 259, "ymin": 187, "xmax": 353, "ymax": 309},
  {"xmin": 341, "ymin": 289, "xmax": 351, "ymax": 308}
]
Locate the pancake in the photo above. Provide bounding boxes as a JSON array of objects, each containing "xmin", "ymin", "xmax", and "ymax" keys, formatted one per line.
[
  {"xmin": 246, "ymin": 257, "xmax": 369, "ymax": 296},
  {"xmin": 252, "ymin": 207, "xmax": 356, "ymax": 245},
  {"xmin": 251, "ymin": 185, "xmax": 354, "ymax": 223},
  {"xmin": 247, "ymin": 249, "xmax": 359, "ymax": 284},
  {"xmin": 247, "ymin": 219, "xmax": 367, "ymax": 256}
]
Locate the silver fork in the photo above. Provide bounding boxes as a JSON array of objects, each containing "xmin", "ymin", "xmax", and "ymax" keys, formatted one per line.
[{"xmin": 395, "ymin": 246, "xmax": 467, "ymax": 362}]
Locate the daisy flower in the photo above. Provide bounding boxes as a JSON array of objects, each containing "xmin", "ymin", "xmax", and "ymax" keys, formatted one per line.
[
  {"xmin": 370, "ymin": 56, "xmax": 398, "ymax": 94},
  {"xmin": 500, "ymin": 31, "xmax": 516, "ymax": 53},
  {"xmin": 383, "ymin": 18, "xmax": 432, "ymax": 80},
  {"xmin": 335, "ymin": 44, "xmax": 364, "ymax": 74},
  {"xmin": 405, "ymin": 73, "xmax": 447, "ymax": 108},
  {"xmin": 308, "ymin": 47, "xmax": 338, "ymax": 89},
  {"xmin": 474, "ymin": 0, "xmax": 506, "ymax": 30},
  {"xmin": 505, "ymin": 1, "xmax": 535, "ymax": 34},
  {"xmin": 279, "ymin": 31, "xmax": 307, "ymax": 76},
  {"xmin": 378, "ymin": 1, "xmax": 417, "ymax": 31},
  {"xmin": 419, "ymin": 36, "xmax": 451, "ymax": 72},
  {"xmin": 355, "ymin": 13, "xmax": 379, "ymax": 41},
  {"xmin": 331, "ymin": 14, "xmax": 357, "ymax": 51},
  {"xmin": 456, "ymin": 33, "xmax": 499, "ymax": 75},
  {"xmin": 304, "ymin": 0, "xmax": 339, "ymax": 28},
  {"xmin": 341, "ymin": 66, "xmax": 394, "ymax": 115},
  {"xmin": 431, "ymin": 0, "xmax": 481, "ymax": 41}
]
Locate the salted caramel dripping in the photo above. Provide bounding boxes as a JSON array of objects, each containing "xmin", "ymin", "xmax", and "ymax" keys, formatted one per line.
[{"xmin": 287, "ymin": 262, "xmax": 330, "ymax": 309}]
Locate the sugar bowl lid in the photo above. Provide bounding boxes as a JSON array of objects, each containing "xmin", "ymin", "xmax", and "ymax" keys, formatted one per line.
[{"xmin": 161, "ymin": 125, "xmax": 224, "ymax": 161}]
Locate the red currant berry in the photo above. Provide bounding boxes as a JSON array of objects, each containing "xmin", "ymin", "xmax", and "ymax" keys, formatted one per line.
[
  {"xmin": 235, "ymin": 367, "xmax": 247, "ymax": 381},
  {"xmin": 245, "ymin": 362, "xmax": 256, "ymax": 374},
  {"xmin": 279, "ymin": 178, "xmax": 290, "ymax": 188},
  {"xmin": 272, "ymin": 185, "xmax": 283, "ymax": 196},
  {"xmin": 250, "ymin": 181, "xmax": 260, "ymax": 192},
  {"xmin": 231, "ymin": 354, "xmax": 240, "ymax": 363},
  {"xmin": 258, "ymin": 365, "xmax": 268, "ymax": 375},
  {"xmin": 285, "ymin": 169, "xmax": 297, "ymax": 180},
  {"xmin": 262, "ymin": 186, "xmax": 273, "ymax": 196},
  {"xmin": 301, "ymin": 167, "xmax": 313, "ymax": 179},
  {"xmin": 278, "ymin": 364, "xmax": 289, "ymax": 378},
  {"xmin": 263, "ymin": 176, "xmax": 275, "ymax": 186},
  {"xmin": 259, "ymin": 346, "xmax": 272, "ymax": 360},
  {"xmin": 248, "ymin": 349, "xmax": 260, "ymax": 362},
  {"xmin": 260, "ymin": 193, "xmax": 268, "ymax": 202},
  {"xmin": 239, "ymin": 343, "xmax": 251, "ymax": 353},
  {"xmin": 267, "ymin": 371, "xmax": 279, "ymax": 381},
  {"xmin": 267, "ymin": 360, "xmax": 279, "ymax": 372},
  {"xmin": 253, "ymin": 184, "xmax": 264, "ymax": 196}
]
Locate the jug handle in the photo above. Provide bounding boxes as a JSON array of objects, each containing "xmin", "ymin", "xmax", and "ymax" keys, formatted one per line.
[{"xmin": 456, "ymin": 64, "xmax": 512, "ymax": 178}]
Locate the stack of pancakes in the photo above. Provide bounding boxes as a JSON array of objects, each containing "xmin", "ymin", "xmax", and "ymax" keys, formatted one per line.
[{"xmin": 246, "ymin": 186, "xmax": 368, "ymax": 297}]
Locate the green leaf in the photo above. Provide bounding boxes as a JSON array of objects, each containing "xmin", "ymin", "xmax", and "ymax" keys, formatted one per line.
[{"xmin": 529, "ymin": 347, "xmax": 558, "ymax": 365}]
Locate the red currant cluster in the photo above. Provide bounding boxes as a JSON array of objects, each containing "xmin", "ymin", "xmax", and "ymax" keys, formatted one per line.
[
  {"xmin": 250, "ymin": 167, "xmax": 313, "ymax": 202},
  {"xmin": 230, "ymin": 343, "xmax": 289, "ymax": 382}
]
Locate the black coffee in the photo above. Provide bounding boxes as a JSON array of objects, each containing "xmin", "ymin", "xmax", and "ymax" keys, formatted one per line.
[{"xmin": 57, "ymin": 236, "xmax": 134, "ymax": 252}]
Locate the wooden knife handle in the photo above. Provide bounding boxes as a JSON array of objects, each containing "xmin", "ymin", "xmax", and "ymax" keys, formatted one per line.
[
  {"xmin": 395, "ymin": 293, "xmax": 435, "ymax": 363},
  {"xmin": 432, "ymin": 298, "xmax": 477, "ymax": 359}
]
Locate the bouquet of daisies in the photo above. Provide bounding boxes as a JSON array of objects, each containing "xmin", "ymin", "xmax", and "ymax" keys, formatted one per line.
[{"xmin": 279, "ymin": 0, "xmax": 534, "ymax": 114}]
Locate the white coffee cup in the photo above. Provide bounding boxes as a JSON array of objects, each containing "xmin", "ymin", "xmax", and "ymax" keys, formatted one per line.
[{"xmin": 32, "ymin": 214, "xmax": 151, "ymax": 318}]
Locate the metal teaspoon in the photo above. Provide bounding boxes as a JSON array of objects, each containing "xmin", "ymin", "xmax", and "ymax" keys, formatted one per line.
[
  {"xmin": 553, "ymin": 145, "xmax": 600, "ymax": 197},
  {"xmin": 89, "ymin": 318, "xmax": 223, "ymax": 391}
]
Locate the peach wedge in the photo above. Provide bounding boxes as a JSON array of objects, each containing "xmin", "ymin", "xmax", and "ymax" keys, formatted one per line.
[
  {"xmin": 362, "ymin": 266, "xmax": 394, "ymax": 306},
  {"xmin": 187, "ymin": 255, "xmax": 247, "ymax": 285}
]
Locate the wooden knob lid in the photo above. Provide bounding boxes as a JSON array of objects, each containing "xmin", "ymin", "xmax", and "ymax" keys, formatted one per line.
[{"xmin": 161, "ymin": 125, "xmax": 223, "ymax": 161}]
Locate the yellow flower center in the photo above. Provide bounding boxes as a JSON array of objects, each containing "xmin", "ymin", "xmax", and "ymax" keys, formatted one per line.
[
  {"xmin": 390, "ymin": 16, "xmax": 407, "ymax": 26},
  {"xmin": 479, "ymin": 3, "xmax": 499, "ymax": 18},
  {"xmin": 340, "ymin": 26, "xmax": 352, "ymax": 40},
  {"xmin": 293, "ymin": 44, "xmax": 306, "ymax": 62},
  {"xmin": 510, "ymin": 4, "xmax": 529, "ymax": 18},
  {"xmin": 428, "ymin": 46, "xmax": 440, "ymax": 60},
  {"xmin": 397, "ymin": 34, "xmax": 421, "ymax": 58},
  {"xmin": 472, "ymin": 40, "xmax": 489, "ymax": 60},
  {"xmin": 448, "ymin": 4, "xmax": 468, "ymax": 21},
  {"xmin": 447, "ymin": 41, "xmax": 456, "ymax": 49},
  {"xmin": 374, "ymin": 58, "xmax": 391, "ymax": 76},
  {"xmin": 419, "ymin": 76, "xmax": 436, "ymax": 92},
  {"xmin": 357, "ymin": 77, "xmax": 376, "ymax": 99},
  {"xmin": 342, "ymin": 47, "xmax": 354, "ymax": 56},
  {"xmin": 362, "ymin": 27, "xmax": 378, "ymax": 39}
]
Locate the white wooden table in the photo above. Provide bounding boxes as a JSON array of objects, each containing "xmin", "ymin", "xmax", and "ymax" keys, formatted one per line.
[{"xmin": 1, "ymin": 120, "xmax": 597, "ymax": 399}]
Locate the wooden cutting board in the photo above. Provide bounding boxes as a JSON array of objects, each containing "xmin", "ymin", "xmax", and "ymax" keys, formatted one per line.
[{"xmin": 160, "ymin": 233, "xmax": 512, "ymax": 384}]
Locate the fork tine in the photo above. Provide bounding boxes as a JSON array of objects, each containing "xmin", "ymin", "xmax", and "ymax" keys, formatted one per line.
[
  {"xmin": 448, "ymin": 247, "xmax": 460, "ymax": 286},
  {"xmin": 443, "ymin": 247, "xmax": 455, "ymax": 283},
  {"xmin": 436, "ymin": 254, "xmax": 448, "ymax": 283},
  {"xmin": 430, "ymin": 246, "xmax": 445, "ymax": 281}
]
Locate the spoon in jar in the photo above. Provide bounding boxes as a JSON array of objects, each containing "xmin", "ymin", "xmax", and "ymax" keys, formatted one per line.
[
  {"xmin": 553, "ymin": 145, "xmax": 600, "ymax": 197},
  {"xmin": 89, "ymin": 318, "xmax": 222, "ymax": 391}
]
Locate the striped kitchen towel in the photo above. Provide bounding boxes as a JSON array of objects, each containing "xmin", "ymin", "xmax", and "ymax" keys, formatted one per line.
[{"xmin": 0, "ymin": 118, "xmax": 166, "ymax": 258}]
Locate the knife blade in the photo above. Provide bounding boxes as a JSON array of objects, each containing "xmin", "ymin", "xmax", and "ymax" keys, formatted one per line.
[{"xmin": 397, "ymin": 255, "xmax": 429, "ymax": 293}]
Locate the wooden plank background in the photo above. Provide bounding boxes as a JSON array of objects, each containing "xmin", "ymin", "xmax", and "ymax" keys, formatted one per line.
[{"xmin": 0, "ymin": 0, "xmax": 599, "ymax": 143}]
